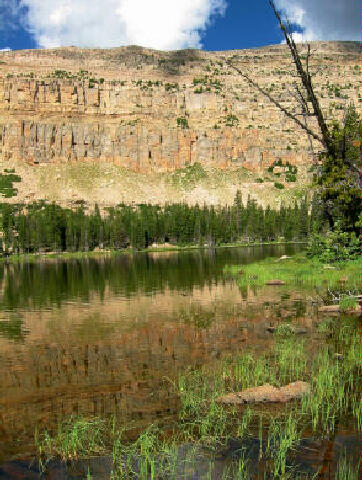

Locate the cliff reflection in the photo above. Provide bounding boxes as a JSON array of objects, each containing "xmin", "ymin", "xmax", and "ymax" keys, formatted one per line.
[{"xmin": 0, "ymin": 245, "xmax": 305, "ymax": 460}]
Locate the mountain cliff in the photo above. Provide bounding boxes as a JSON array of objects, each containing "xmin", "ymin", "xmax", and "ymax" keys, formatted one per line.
[{"xmin": 0, "ymin": 41, "xmax": 359, "ymax": 206}]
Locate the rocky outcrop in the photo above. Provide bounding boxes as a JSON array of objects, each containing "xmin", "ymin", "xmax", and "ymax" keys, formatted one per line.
[{"xmin": 0, "ymin": 42, "xmax": 360, "ymax": 173}]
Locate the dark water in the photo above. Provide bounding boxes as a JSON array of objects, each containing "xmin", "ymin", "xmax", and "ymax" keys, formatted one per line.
[{"xmin": 0, "ymin": 244, "xmax": 359, "ymax": 478}]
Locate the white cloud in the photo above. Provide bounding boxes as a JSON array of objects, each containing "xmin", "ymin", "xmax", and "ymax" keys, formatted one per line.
[
  {"xmin": 20, "ymin": 0, "xmax": 227, "ymax": 49},
  {"xmin": 0, "ymin": 47, "xmax": 12, "ymax": 51},
  {"xmin": 275, "ymin": 0, "xmax": 360, "ymax": 41}
]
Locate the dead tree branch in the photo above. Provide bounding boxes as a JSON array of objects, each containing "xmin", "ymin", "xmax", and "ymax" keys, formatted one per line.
[
  {"xmin": 226, "ymin": 61, "xmax": 324, "ymax": 144},
  {"xmin": 268, "ymin": 0, "xmax": 333, "ymax": 154}
]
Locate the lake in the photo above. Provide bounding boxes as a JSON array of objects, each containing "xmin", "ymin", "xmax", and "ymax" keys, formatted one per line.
[{"xmin": 0, "ymin": 244, "xmax": 360, "ymax": 479}]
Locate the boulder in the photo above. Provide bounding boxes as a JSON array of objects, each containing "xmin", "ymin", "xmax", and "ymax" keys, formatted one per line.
[{"xmin": 216, "ymin": 381, "xmax": 310, "ymax": 404}]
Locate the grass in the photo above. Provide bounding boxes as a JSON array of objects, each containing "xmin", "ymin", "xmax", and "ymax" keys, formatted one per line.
[
  {"xmin": 335, "ymin": 451, "xmax": 360, "ymax": 480},
  {"xmin": 35, "ymin": 315, "xmax": 361, "ymax": 478},
  {"xmin": 339, "ymin": 295, "xmax": 357, "ymax": 311},
  {"xmin": 225, "ymin": 253, "xmax": 362, "ymax": 290},
  {"xmin": 35, "ymin": 417, "xmax": 109, "ymax": 466},
  {"xmin": 174, "ymin": 317, "xmax": 361, "ymax": 475}
]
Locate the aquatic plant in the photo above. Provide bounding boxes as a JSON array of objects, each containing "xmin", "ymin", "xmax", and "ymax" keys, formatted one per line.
[
  {"xmin": 35, "ymin": 416, "xmax": 108, "ymax": 462},
  {"xmin": 335, "ymin": 451, "xmax": 360, "ymax": 480}
]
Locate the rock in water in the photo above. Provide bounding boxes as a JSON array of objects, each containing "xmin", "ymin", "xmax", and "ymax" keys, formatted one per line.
[
  {"xmin": 280, "ymin": 381, "xmax": 311, "ymax": 401},
  {"xmin": 318, "ymin": 305, "xmax": 341, "ymax": 313},
  {"xmin": 216, "ymin": 381, "xmax": 310, "ymax": 404},
  {"xmin": 318, "ymin": 305, "xmax": 361, "ymax": 313},
  {"xmin": 279, "ymin": 255, "xmax": 291, "ymax": 260},
  {"xmin": 266, "ymin": 279, "xmax": 286, "ymax": 285}
]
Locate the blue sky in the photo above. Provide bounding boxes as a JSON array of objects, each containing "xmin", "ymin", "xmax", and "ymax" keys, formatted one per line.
[
  {"xmin": 204, "ymin": 1, "xmax": 286, "ymax": 50},
  {"xmin": 0, "ymin": 0, "xmax": 359, "ymax": 52}
]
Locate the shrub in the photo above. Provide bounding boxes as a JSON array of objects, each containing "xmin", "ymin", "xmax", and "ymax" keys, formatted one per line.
[
  {"xmin": 274, "ymin": 182, "xmax": 284, "ymax": 189},
  {"xmin": 177, "ymin": 117, "xmax": 189, "ymax": 129},
  {"xmin": 307, "ymin": 223, "xmax": 361, "ymax": 263},
  {"xmin": 225, "ymin": 114, "xmax": 239, "ymax": 127},
  {"xmin": 285, "ymin": 173, "xmax": 297, "ymax": 183},
  {"xmin": 194, "ymin": 87, "xmax": 204, "ymax": 94}
]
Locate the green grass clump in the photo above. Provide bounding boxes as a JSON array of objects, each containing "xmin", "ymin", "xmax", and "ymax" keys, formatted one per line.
[
  {"xmin": 339, "ymin": 295, "xmax": 357, "ymax": 311},
  {"xmin": 225, "ymin": 254, "xmax": 361, "ymax": 289},
  {"xmin": 35, "ymin": 417, "xmax": 108, "ymax": 462},
  {"xmin": 335, "ymin": 452, "xmax": 360, "ymax": 480}
]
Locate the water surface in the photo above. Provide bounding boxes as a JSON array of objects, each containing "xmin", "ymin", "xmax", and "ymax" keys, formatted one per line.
[{"xmin": 0, "ymin": 244, "xmax": 360, "ymax": 479}]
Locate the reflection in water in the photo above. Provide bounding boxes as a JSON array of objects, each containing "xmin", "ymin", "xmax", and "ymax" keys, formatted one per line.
[
  {"xmin": 2, "ymin": 242, "xmax": 356, "ymax": 478},
  {"xmin": 0, "ymin": 245, "xmax": 301, "ymax": 311},
  {"xmin": 0, "ymin": 433, "xmax": 360, "ymax": 479}
]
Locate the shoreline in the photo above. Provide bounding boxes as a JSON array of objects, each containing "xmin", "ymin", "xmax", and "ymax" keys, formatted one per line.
[{"xmin": 0, "ymin": 240, "xmax": 307, "ymax": 263}]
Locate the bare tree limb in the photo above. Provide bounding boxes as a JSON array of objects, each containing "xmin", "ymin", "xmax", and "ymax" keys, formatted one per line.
[
  {"xmin": 269, "ymin": 0, "xmax": 333, "ymax": 154},
  {"xmin": 226, "ymin": 60, "xmax": 324, "ymax": 144}
]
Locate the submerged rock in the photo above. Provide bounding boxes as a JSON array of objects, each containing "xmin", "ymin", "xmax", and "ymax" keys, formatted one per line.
[
  {"xmin": 318, "ymin": 305, "xmax": 340, "ymax": 313},
  {"xmin": 266, "ymin": 279, "xmax": 286, "ymax": 285},
  {"xmin": 278, "ymin": 255, "xmax": 292, "ymax": 260},
  {"xmin": 216, "ymin": 381, "xmax": 310, "ymax": 404},
  {"xmin": 266, "ymin": 325, "xmax": 307, "ymax": 334},
  {"xmin": 318, "ymin": 305, "xmax": 361, "ymax": 314}
]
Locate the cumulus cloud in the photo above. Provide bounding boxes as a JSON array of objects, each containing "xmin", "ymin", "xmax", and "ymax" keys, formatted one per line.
[
  {"xmin": 0, "ymin": 47, "xmax": 12, "ymax": 51},
  {"xmin": 275, "ymin": 0, "xmax": 360, "ymax": 42},
  {"xmin": 20, "ymin": 0, "xmax": 227, "ymax": 49}
]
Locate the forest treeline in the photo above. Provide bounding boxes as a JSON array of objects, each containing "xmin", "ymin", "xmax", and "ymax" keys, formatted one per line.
[{"xmin": 0, "ymin": 192, "xmax": 313, "ymax": 254}]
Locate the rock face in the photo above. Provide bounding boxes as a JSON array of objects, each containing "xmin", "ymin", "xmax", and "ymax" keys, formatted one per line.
[
  {"xmin": 0, "ymin": 42, "xmax": 360, "ymax": 173},
  {"xmin": 216, "ymin": 381, "xmax": 311, "ymax": 404}
]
